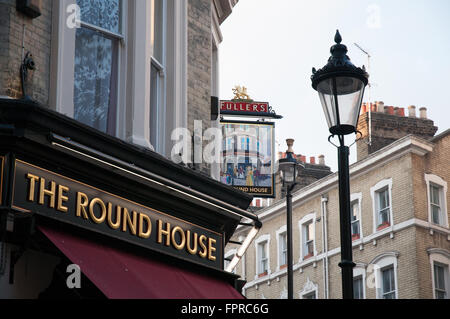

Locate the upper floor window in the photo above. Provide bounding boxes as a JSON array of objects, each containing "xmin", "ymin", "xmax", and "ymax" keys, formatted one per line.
[
  {"xmin": 74, "ymin": 0, "xmax": 123, "ymax": 135},
  {"xmin": 351, "ymin": 200, "xmax": 361, "ymax": 239},
  {"xmin": 258, "ymin": 241, "xmax": 268, "ymax": 276},
  {"xmin": 276, "ymin": 226, "xmax": 287, "ymax": 270},
  {"xmin": 150, "ymin": 0, "xmax": 166, "ymax": 149},
  {"xmin": 255, "ymin": 234, "xmax": 270, "ymax": 279},
  {"xmin": 371, "ymin": 179, "xmax": 393, "ymax": 232},
  {"xmin": 425, "ymin": 174, "xmax": 448, "ymax": 228},
  {"xmin": 299, "ymin": 213, "xmax": 316, "ymax": 261},
  {"xmin": 279, "ymin": 232, "xmax": 287, "ymax": 267},
  {"xmin": 376, "ymin": 188, "xmax": 390, "ymax": 229}
]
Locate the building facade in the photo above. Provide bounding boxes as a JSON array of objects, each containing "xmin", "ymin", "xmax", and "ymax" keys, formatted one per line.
[
  {"xmin": 0, "ymin": 0, "xmax": 262, "ymax": 299},
  {"xmin": 228, "ymin": 103, "xmax": 450, "ymax": 299}
]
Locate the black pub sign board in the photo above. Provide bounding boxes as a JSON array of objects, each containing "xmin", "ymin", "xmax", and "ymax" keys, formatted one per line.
[{"xmin": 9, "ymin": 158, "xmax": 223, "ymax": 270}]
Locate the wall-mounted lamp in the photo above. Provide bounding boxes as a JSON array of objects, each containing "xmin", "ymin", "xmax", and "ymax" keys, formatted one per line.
[{"xmin": 17, "ymin": 0, "xmax": 42, "ymax": 19}]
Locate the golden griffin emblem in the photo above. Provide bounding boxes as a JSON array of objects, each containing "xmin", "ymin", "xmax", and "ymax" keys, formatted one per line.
[{"xmin": 232, "ymin": 85, "xmax": 252, "ymax": 101}]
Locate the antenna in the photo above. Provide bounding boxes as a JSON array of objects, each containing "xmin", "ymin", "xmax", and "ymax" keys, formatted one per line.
[{"xmin": 354, "ymin": 43, "xmax": 372, "ymax": 146}]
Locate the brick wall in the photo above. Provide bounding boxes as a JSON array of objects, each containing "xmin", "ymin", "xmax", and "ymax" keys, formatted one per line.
[
  {"xmin": 357, "ymin": 105, "xmax": 438, "ymax": 161},
  {"xmin": 187, "ymin": 0, "xmax": 213, "ymax": 174},
  {"xmin": 0, "ymin": 0, "xmax": 52, "ymax": 105}
]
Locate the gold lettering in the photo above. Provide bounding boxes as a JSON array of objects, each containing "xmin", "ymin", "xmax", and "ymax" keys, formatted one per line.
[
  {"xmin": 208, "ymin": 238, "xmax": 217, "ymax": 261},
  {"xmin": 107, "ymin": 203, "xmax": 121, "ymax": 229},
  {"xmin": 122, "ymin": 208, "xmax": 137, "ymax": 235},
  {"xmin": 39, "ymin": 178, "xmax": 56, "ymax": 208},
  {"xmin": 138, "ymin": 213, "xmax": 152, "ymax": 239},
  {"xmin": 76, "ymin": 192, "xmax": 89, "ymax": 219},
  {"xmin": 26, "ymin": 173, "xmax": 39, "ymax": 202},
  {"xmin": 186, "ymin": 230, "xmax": 198, "ymax": 255},
  {"xmin": 57, "ymin": 185, "xmax": 69, "ymax": 213},
  {"xmin": 171, "ymin": 226, "xmax": 186, "ymax": 250},
  {"xmin": 198, "ymin": 235, "xmax": 208, "ymax": 258},
  {"xmin": 89, "ymin": 197, "xmax": 107, "ymax": 224},
  {"xmin": 157, "ymin": 220, "xmax": 171, "ymax": 246}
]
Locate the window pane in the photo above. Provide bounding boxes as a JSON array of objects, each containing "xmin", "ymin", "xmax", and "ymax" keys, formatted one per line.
[
  {"xmin": 306, "ymin": 222, "xmax": 314, "ymax": 241},
  {"xmin": 432, "ymin": 205, "xmax": 441, "ymax": 224},
  {"xmin": 77, "ymin": 0, "xmax": 121, "ymax": 33},
  {"xmin": 152, "ymin": 0, "xmax": 164, "ymax": 63},
  {"xmin": 382, "ymin": 267, "xmax": 395, "ymax": 299},
  {"xmin": 74, "ymin": 27, "xmax": 118, "ymax": 134},
  {"xmin": 353, "ymin": 277, "xmax": 363, "ymax": 299},
  {"xmin": 434, "ymin": 264, "xmax": 446, "ymax": 290},
  {"xmin": 378, "ymin": 189, "xmax": 389, "ymax": 210},
  {"xmin": 351, "ymin": 220, "xmax": 360, "ymax": 235},
  {"xmin": 150, "ymin": 63, "xmax": 160, "ymax": 148},
  {"xmin": 430, "ymin": 185, "xmax": 441, "ymax": 205},
  {"xmin": 351, "ymin": 202, "xmax": 359, "ymax": 222}
]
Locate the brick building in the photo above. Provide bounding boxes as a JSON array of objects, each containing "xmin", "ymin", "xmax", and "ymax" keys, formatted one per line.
[
  {"xmin": 0, "ymin": 0, "xmax": 261, "ymax": 299},
  {"xmin": 227, "ymin": 103, "xmax": 450, "ymax": 299}
]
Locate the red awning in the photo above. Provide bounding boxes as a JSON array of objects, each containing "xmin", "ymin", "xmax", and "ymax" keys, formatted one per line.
[{"xmin": 38, "ymin": 225, "xmax": 244, "ymax": 299}]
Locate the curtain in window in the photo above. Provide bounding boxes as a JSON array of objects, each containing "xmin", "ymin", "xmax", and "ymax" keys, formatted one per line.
[{"xmin": 73, "ymin": 0, "xmax": 120, "ymax": 134}]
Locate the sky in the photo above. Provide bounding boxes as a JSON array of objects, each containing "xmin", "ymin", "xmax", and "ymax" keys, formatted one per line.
[{"xmin": 219, "ymin": 0, "xmax": 450, "ymax": 172}]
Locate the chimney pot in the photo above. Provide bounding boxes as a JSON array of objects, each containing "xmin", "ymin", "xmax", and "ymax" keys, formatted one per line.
[
  {"xmin": 419, "ymin": 107, "xmax": 427, "ymax": 119},
  {"xmin": 408, "ymin": 105, "xmax": 416, "ymax": 117},
  {"xmin": 385, "ymin": 106, "xmax": 394, "ymax": 115},
  {"xmin": 310, "ymin": 157, "xmax": 316, "ymax": 165},
  {"xmin": 361, "ymin": 103, "xmax": 367, "ymax": 114},
  {"xmin": 396, "ymin": 107, "xmax": 405, "ymax": 117},
  {"xmin": 376, "ymin": 101, "xmax": 385, "ymax": 113},
  {"xmin": 318, "ymin": 155, "xmax": 325, "ymax": 165},
  {"xmin": 300, "ymin": 155, "xmax": 306, "ymax": 163},
  {"xmin": 371, "ymin": 103, "xmax": 377, "ymax": 113}
]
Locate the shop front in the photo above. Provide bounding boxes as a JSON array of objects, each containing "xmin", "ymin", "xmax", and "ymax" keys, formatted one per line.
[{"xmin": 0, "ymin": 98, "xmax": 260, "ymax": 299}]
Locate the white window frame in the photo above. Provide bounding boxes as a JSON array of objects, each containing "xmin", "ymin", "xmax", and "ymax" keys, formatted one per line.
[
  {"xmin": 370, "ymin": 178, "xmax": 394, "ymax": 233},
  {"xmin": 276, "ymin": 225, "xmax": 287, "ymax": 271},
  {"xmin": 50, "ymin": 0, "xmax": 127, "ymax": 136},
  {"xmin": 350, "ymin": 193, "xmax": 363, "ymax": 240},
  {"xmin": 254, "ymin": 234, "xmax": 271, "ymax": 279},
  {"xmin": 428, "ymin": 248, "xmax": 450, "ymax": 299},
  {"xmin": 50, "ymin": 0, "xmax": 187, "ymax": 157},
  {"xmin": 353, "ymin": 263, "xmax": 367, "ymax": 299},
  {"xmin": 299, "ymin": 213, "xmax": 316, "ymax": 262},
  {"xmin": 371, "ymin": 252, "xmax": 399, "ymax": 299},
  {"xmin": 425, "ymin": 174, "xmax": 448, "ymax": 228}
]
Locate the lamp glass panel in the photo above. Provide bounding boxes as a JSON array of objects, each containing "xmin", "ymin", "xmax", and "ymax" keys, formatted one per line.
[{"xmin": 317, "ymin": 76, "xmax": 365, "ymax": 129}]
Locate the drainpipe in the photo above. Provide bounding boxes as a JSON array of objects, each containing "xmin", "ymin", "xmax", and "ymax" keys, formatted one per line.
[{"xmin": 321, "ymin": 195, "xmax": 329, "ymax": 299}]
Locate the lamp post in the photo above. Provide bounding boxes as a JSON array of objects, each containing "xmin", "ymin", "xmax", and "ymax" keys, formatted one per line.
[
  {"xmin": 311, "ymin": 30, "xmax": 369, "ymax": 299},
  {"xmin": 279, "ymin": 139, "xmax": 301, "ymax": 299}
]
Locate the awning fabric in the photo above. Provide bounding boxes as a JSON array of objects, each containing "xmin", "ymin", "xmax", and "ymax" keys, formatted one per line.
[{"xmin": 38, "ymin": 225, "xmax": 244, "ymax": 299}]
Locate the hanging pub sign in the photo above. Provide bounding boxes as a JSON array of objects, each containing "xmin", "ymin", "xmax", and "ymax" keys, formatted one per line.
[
  {"xmin": 11, "ymin": 159, "xmax": 223, "ymax": 269},
  {"xmin": 220, "ymin": 86, "xmax": 282, "ymax": 119},
  {"xmin": 220, "ymin": 120, "xmax": 276, "ymax": 198}
]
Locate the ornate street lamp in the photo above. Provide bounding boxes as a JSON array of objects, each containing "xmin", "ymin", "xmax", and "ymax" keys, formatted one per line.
[
  {"xmin": 311, "ymin": 30, "xmax": 369, "ymax": 299},
  {"xmin": 279, "ymin": 139, "xmax": 302, "ymax": 299}
]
